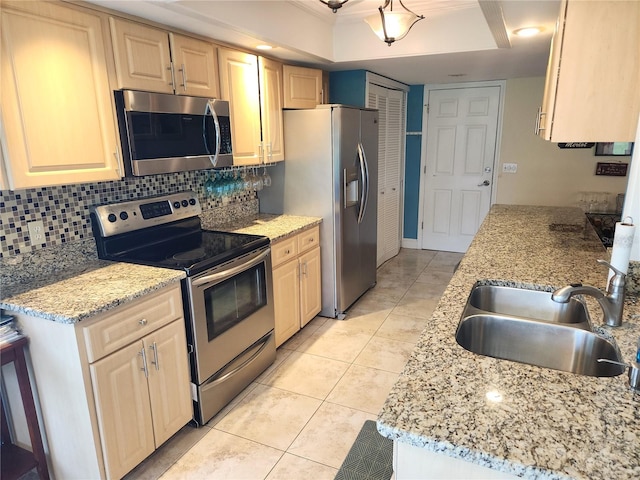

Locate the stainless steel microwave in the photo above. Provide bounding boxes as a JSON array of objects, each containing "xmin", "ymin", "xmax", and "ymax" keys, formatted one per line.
[{"xmin": 114, "ymin": 90, "xmax": 233, "ymax": 176}]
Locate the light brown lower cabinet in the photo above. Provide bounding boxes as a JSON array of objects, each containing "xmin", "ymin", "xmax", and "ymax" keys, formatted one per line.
[
  {"xmin": 272, "ymin": 226, "xmax": 322, "ymax": 347},
  {"xmin": 89, "ymin": 320, "xmax": 192, "ymax": 479},
  {"xmin": 15, "ymin": 284, "xmax": 192, "ymax": 480}
]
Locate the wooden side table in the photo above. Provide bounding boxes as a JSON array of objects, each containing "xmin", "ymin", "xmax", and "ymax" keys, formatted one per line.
[{"xmin": 0, "ymin": 336, "xmax": 49, "ymax": 480}]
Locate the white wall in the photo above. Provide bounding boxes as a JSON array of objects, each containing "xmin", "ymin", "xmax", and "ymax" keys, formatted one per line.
[{"xmin": 495, "ymin": 77, "xmax": 629, "ymax": 210}]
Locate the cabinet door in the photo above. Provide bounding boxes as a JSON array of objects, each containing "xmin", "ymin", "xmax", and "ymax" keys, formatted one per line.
[
  {"xmin": 218, "ymin": 48, "xmax": 262, "ymax": 166},
  {"xmin": 272, "ymin": 259, "xmax": 301, "ymax": 347},
  {"xmin": 0, "ymin": 1, "xmax": 121, "ymax": 189},
  {"xmin": 90, "ymin": 341, "xmax": 155, "ymax": 480},
  {"xmin": 169, "ymin": 33, "xmax": 220, "ymax": 98},
  {"xmin": 109, "ymin": 17, "xmax": 174, "ymax": 93},
  {"xmin": 283, "ymin": 65, "xmax": 323, "ymax": 109},
  {"xmin": 145, "ymin": 321, "xmax": 192, "ymax": 447},
  {"xmin": 541, "ymin": 0, "xmax": 640, "ymax": 141},
  {"xmin": 299, "ymin": 247, "xmax": 322, "ymax": 327},
  {"xmin": 258, "ymin": 57, "xmax": 285, "ymax": 163}
]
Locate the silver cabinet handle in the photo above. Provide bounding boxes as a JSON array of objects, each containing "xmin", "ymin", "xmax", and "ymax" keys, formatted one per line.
[
  {"xmin": 168, "ymin": 63, "xmax": 176, "ymax": 90},
  {"xmin": 150, "ymin": 342, "xmax": 160, "ymax": 371},
  {"xmin": 139, "ymin": 318, "xmax": 147, "ymax": 326},
  {"xmin": 179, "ymin": 63, "xmax": 187, "ymax": 91},
  {"xmin": 534, "ymin": 106, "xmax": 546, "ymax": 135},
  {"xmin": 139, "ymin": 348, "xmax": 149, "ymax": 378},
  {"xmin": 478, "ymin": 180, "xmax": 490, "ymax": 187}
]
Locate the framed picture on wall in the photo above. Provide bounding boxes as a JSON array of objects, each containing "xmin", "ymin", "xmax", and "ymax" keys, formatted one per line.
[{"xmin": 594, "ymin": 142, "xmax": 634, "ymax": 156}]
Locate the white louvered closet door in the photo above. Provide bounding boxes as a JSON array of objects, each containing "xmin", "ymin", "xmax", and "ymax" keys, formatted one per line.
[{"xmin": 368, "ymin": 84, "xmax": 405, "ymax": 267}]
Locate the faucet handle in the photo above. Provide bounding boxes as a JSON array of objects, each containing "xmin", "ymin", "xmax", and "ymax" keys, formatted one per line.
[
  {"xmin": 597, "ymin": 259, "xmax": 626, "ymax": 290},
  {"xmin": 597, "ymin": 259, "xmax": 626, "ymax": 278},
  {"xmin": 597, "ymin": 358, "xmax": 640, "ymax": 392}
]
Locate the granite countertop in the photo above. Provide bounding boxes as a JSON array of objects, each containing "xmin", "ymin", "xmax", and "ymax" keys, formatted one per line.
[
  {"xmin": 206, "ymin": 213, "xmax": 322, "ymax": 242},
  {"xmin": 377, "ymin": 205, "xmax": 640, "ymax": 480},
  {"xmin": 0, "ymin": 261, "xmax": 185, "ymax": 324},
  {"xmin": 0, "ymin": 213, "xmax": 320, "ymax": 324}
]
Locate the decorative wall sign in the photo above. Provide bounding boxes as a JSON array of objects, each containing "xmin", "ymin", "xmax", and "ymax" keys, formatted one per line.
[
  {"xmin": 557, "ymin": 142, "xmax": 595, "ymax": 149},
  {"xmin": 595, "ymin": 162, "xmax": 628, "ymax": 176}
]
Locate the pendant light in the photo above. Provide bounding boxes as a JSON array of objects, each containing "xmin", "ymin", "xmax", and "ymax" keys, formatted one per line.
[
  {"xmin": 319, "ymin": 0, "xmax": 349, "ymax": 13},
  {"xmin": 365, "ymin": 0, "xmax": 425, "ymax": 46}
]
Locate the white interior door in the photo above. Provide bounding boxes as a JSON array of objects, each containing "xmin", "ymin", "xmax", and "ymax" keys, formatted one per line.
[
  {"xmin": 422, "ymin": 86, "xmax": 500, "ymax": 253},
  {"xmin": 368, "ymin": 84, "xmax": 405, "ymax": 267}
]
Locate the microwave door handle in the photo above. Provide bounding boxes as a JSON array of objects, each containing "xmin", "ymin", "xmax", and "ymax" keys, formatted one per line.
[
  {"xmin": 192, "ymin": 249, "xmax": 269, "ymax": 287},
  {"xmin": 204, "ymin": 100, "xmax": 221, "ymax": 167}
]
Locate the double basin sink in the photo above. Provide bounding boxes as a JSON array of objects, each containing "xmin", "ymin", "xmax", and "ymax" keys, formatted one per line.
[{"xmin": 455, "ymin": 283, "xmax": 625, "ymax": 377}]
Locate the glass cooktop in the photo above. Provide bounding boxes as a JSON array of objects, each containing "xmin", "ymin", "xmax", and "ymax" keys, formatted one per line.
[{"xmin": 107, "ymin": 229, "xmax": 269, "ymax": 275}]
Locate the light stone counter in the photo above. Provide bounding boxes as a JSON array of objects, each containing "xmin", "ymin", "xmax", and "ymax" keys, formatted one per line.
[
  {"xmin": 204, "ymin": 213, "xmax": 322, "ymax": 242},
  {"xmin": 0, "ymin": 261, "xmax": 185, "ymax": 324},
  {"xmin": 378, "ymin": 205, "xmax": 640, "ymax": 480}
]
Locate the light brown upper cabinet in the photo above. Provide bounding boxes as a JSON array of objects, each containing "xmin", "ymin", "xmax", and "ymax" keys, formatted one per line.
[
  {"xmin": 537, "ymin": 0, "xmax": 640, "ymax": 142},
  {"xmin": 218, "ymin": 48, "xmax": 284, "ymax": 166},
  {"xmin": 1, "ymin": 0, "xmax": 122, "ymax": 190},
  {"xmin": 283, "ymin": 65, "xmax": 324, "ymax": 108},
  {"xmin": 110, "ymin": 17, "xmax": 220, "ymax": 98}
]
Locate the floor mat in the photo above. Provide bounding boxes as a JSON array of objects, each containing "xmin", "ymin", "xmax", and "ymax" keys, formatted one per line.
[{"xmin": 335, "ymin": 420, "xmax": 393, "ymax": 480}]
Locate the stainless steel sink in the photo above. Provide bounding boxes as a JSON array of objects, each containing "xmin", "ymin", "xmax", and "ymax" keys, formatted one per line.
[
  {"xmin": 467, "ymin": 284, "xmax": 590, "ymax": 326},
  {"xmin": 455, "ymin": 284, "xmax": 625, "ymax": 377}
]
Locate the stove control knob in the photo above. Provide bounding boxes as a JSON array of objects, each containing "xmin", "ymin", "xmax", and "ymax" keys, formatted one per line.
[
  {"xmin": 107, "ymin": 213, "xmax": 117, "ymax": 223},
  {"xmin": 189, "ymin": 198, "xmax": 196, "ymax": 206},
  {"xmin": 173, "ymin": 201, "xmax": 181, "ymax": 209},
  {"xmin": 181, "ymin": 200, "xmax": 189, "ymax": 207},
  {"xmin": 119, "ymin": 211, "xmax": 128, "ymax": 221}
]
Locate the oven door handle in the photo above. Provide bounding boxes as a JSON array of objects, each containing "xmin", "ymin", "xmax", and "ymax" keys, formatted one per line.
[
  {"xmin": 204, "ymin": 333, "xmax": 271, "ymax": 388},
  {"xmin": 192, "ymin": 249, "xmax": 269, "ymax": 287}
]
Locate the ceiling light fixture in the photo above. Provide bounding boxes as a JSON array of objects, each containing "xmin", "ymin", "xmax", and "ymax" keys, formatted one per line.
[
  {"xmin": 319, "ymin": 0, "xmax": 349, "ymax": 13},
  {"xmin": 365, "ymin": 0, "xmax": 424, "ymax": 46},
  {"xmin": 256, "ymin": 44, "xmax": 273, "ymax": 51},
  {"xmin": 513, "ymin": 26, "xmax": 543, "ymax": 37}
]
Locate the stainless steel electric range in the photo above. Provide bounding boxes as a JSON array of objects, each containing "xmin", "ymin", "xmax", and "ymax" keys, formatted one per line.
[{"xmin": 90, "ymin": 191, "xmax": 275, "ymax": 425}]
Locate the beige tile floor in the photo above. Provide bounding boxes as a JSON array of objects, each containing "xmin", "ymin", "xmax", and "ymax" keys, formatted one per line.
[{"xmin": 124, "ymin": 249, "xmax": 462, "ymax": 480}]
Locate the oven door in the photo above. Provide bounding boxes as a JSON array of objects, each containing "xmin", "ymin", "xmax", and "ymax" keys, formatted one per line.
[{"xmin": 186, "ymin": 246, "xmax": 274, "ymax": 384}]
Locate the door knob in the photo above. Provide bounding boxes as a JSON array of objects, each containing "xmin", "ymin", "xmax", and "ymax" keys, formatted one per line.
[{"xmin": 478, "ymin": 180, "xmax": 490, "ymax": 187}]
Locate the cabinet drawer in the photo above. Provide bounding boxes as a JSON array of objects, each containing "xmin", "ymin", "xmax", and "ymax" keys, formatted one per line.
[
  {"xmin": 297, "ymin": 226, "xmax": 319, "ymax": 254},
  {"xmin": 271, "ymin": 236, "xmax": 299, "ymax": 268},
  {"xmin": 83, "ymin": 285, "xmax": 183, "ymax": 363}
]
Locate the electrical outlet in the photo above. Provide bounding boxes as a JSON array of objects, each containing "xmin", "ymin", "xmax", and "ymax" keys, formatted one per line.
[
  {"xmin": 27, "ymin": 220, "xmax": 45, "ymax": 244},
  {"xmin": 502, "ymin": 163, "xmax": 518, "ymax": 173}
]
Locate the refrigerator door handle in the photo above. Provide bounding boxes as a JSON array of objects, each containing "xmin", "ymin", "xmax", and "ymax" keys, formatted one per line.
[{"xmin": 357, "ymin": 142, "xmax": 370, "ymax": 224}]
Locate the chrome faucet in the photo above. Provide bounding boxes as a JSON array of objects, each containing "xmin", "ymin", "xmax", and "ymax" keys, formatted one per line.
[{"xmin": 551, "ymin": 259, "xmax": 626, "ymax": 327}]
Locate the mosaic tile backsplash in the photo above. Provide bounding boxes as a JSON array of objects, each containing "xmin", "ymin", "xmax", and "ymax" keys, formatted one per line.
[{"xmin": 0, "ymin": 170, "xmax": 257, "ymax": 258}]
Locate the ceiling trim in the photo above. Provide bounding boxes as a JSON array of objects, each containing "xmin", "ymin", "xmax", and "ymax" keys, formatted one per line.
[{"xmin": 479, "ymin": 0, "xmax": 511, "ymax": 48}]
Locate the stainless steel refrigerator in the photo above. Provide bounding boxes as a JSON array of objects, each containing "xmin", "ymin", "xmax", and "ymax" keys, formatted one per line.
[{"xmin": 258, "ymin": 105, "xmax": 378, "ymax": 318}]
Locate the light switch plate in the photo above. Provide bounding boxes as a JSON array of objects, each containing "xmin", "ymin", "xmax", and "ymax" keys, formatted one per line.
[
  {"xmin": 502, "ymin": 163, "xmax": 518, "ymax": 173},
  {"xmin": 27, "ymin": 220, "xmax": 45, "ymax": 244}
]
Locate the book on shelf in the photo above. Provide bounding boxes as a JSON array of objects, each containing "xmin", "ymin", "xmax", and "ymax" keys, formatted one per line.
[{"xmin": 0, "ymin": 314, "xmax": 23, "ymax": 345}]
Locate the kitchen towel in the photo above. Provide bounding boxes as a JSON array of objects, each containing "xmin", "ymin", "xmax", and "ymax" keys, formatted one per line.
[{"xmin": 608, "ymin": 218, "xmax": 636, "ymax": 284}]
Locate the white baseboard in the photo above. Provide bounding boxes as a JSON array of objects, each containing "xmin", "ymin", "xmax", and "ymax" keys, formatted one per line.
[{"xmin": 401, "ymin": 238, "xmax": 420, "ymax": 249}]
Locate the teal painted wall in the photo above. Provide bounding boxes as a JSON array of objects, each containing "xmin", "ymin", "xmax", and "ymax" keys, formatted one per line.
[
  {"xmin": 403, "ymin": 86, "xmax": 423, "ymax": 240},
  {"xmin": 329, "ymin": 70, "xmax": 367, "ymax": 106}
]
